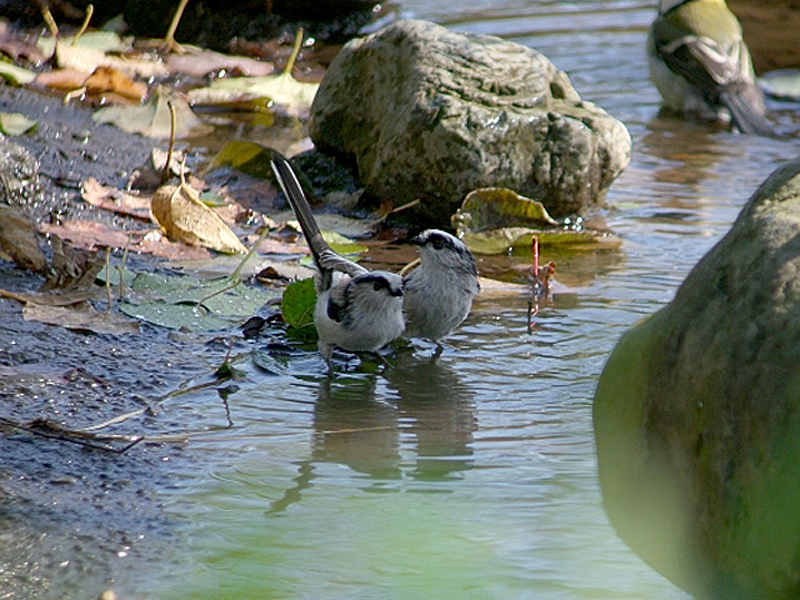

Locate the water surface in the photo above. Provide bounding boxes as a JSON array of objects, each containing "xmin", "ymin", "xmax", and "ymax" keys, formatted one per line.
[{"xmin": 108, "ymin": 2, "xmax": 800, "ymax": 598}]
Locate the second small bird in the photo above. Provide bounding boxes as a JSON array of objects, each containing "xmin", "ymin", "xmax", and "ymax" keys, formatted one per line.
[
  {"xmin": 402, "ymin": 229, "xmax": 480, "ymax": 345},
  {"xmin": 271, "ymin": 156, "xmax": 405, "ymax": 366}
]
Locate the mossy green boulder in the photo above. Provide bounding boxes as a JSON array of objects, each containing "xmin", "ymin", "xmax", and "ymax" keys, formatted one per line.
[{"xmin": 594, "ymin": 158, "xmax": 800, "ymax": 600}]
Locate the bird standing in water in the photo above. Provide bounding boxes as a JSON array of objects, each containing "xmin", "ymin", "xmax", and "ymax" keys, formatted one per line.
[
  {"xmin": 402, "ymin": 229, "xmax": 480, "ymax": 347},
  {"xmin": 271, "ymin": 156, "xmax": 405, "ymax": 367},
  {"xmin": 647, "ymin": 0, "xmax": 774, "ymax": 136}
]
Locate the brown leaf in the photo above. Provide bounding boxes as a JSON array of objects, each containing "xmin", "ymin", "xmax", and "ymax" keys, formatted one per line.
[
  {"xmin": 35, "ymin": 68, "xmax": 92, "ymax": 91},
  {"xmin": 131, "ymin": 229, "xmax": 211, "ymax": 260},
  {"xmin": 151, "ymin": 180, "xmax": 248, "ymax": 254},
  {"xmin": 40, "ymin": 220, "xmax": 131, "ymax": 251},
  {"xmin": 167, "ymin": 47, "xmax": 274, "ymax": 77},
  {"xmin": 0, "ymin": 204, "xmax": 47, "ymax": 273},
  {"xmin": 41, "ymin": 236, "xmax": 104, "ymax": 292},
  {"xmin": 22, "ymin": 301, "xmax": 140, "ymax": 335},
  {"xmin": 84, "ymin": 66, "xmax": 148, "ymax": 101},
  {"xmin": 81, "ymin": 177, "xmax": 153, "ymax": 221}
]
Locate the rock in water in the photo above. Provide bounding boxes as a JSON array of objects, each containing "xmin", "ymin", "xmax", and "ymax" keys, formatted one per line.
[
  {"xmin": 594, "ymin": 158, "xmax": 800, "ymax": 600},
  {"xmin": 309, "ymin": 19, "xmax": 631, "ymax": 225}
]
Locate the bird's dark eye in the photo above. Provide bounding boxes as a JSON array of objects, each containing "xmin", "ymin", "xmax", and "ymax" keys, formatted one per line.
[
  {"xmin": 373, "ymin": 280, "xmax": 383, "ymax": 291},
  {"xmin": 432, "ymin": 238, "xmax": 444, "ymax": 250}
]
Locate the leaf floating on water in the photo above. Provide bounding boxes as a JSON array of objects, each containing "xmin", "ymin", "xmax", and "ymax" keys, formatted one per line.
[
  {"xmin": 456, "ymin": 187, "xmax": 559, "ymax": 231},
  {"xmin": 167, "ymin": 45, "xmax": 275, "ymax": 78},
  {"xmin": 23, "ymin": 301, "xmax": 140, "ymax": 335},
  {"xmin": 81, "ymin": 177, "xmax": 153, "ymax": 221},
  {"xmin": 38, "ymin": 31, "xmax": 169, "ymax": 79},
  {"xmin": 452, "ymin": 187, "xmax": 622, "ymax": 254},
  {"xmin": 119, "ymin": 271, "xmax": 278, "ymax": 331},
  {"xmin": 83, "ymin": 66, "xmax": 148, "ymax": 102},
  {"xmin": 92, "ymin": 86, "xmax": 212, "ymax": 138},
  {"xmin": 151, "ymin": 179, "xmax": 248, "ymax": 254},
  {"xmin": 281, "ymin": 277, "xmax": 317, "ymax": 340},
  {"xmin": 187, "ymin": 29, "xmax": 318, "ymax": 115},
  {"xmin": 206, "ymin": 140, "xmax": 277, "ymax": 179}
]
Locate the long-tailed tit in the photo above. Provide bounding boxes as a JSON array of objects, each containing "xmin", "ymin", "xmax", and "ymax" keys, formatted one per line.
[
  {"xmin": 271, "ymin": 156, "xmax": 405, "ymax": 365},
  {"xmin": 403, "ymin": 229, "xmax": 480, "ymax": 344}
]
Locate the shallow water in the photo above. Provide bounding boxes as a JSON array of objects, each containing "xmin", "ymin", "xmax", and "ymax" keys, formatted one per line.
[{"xmin": 11, "ymin": 1, "xmax": 800, "ymax": 599}]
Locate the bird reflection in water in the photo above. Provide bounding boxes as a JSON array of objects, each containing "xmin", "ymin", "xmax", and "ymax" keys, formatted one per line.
[{"xmin": 267, "ymin": 351, "xmax": 476, "ymax": 513}]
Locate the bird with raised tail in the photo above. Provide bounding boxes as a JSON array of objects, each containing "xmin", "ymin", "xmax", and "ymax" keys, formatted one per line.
[
  {"xmin": 647, "ymin": 0, "xmax": 774, "ymax": 136},
  {"xmin": 402, "ymin": 229, "xmax": 480, "ymax": 345},
  {"xmin": 271, "ymin": 156, "xmax": 406, "ymax": 366}
]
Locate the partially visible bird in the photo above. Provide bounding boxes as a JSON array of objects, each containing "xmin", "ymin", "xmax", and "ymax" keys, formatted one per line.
[
  {"xmin": 402, "ymin": 229, "xmax": 480, "ymax": 345},
  {"xmin": 647, "ymin": 0, "xmax": 774, "ymax": 136},
  {"xmin": 271, "ymin": 156, "xmax": 405, "ymax": 366}
]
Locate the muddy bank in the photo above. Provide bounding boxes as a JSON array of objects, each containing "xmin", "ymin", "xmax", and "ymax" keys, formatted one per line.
[{"xmin": 0, "ymin": 85, "xmax": 253, "ymax": 598}]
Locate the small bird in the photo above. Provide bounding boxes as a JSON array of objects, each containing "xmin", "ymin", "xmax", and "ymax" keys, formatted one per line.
[
  {"xmin": 271, "ymin": 156, "xmax": 406, "ymax": 366},
  {"xmin": 402, "ymin": 229, "xmax": 480, "ymax": 345},
  {"xmin": 647, "ymin": 0, "xmax": 774, "ymax": 136}
]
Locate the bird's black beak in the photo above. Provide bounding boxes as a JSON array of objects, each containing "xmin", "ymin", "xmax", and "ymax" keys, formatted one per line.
[{"xmin": 410, "ymin": 234, "xmax": 424, "ymax": 246}]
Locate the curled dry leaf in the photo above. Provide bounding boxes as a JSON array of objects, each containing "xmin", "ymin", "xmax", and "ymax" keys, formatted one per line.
[
  {"xmin": 452, "ymin": 187, "xmax": 622, "ymax": 254},
  {"xmin": 151, "ymin": 180, "xmax": 248, "ymax": 254},
  {"xmin": 84, "ymin": 66, "xmax": 148, "ymax": 101}
]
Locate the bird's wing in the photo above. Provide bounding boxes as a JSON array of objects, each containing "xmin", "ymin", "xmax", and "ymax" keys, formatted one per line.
[
  {"xmin": 271, "ymin": 156, "xmax": 367, "ymax": 282},
  {"xmin": 656, "ymin": 33, "xmax": 740, "ymax": 97},
  {"xmin": 654, "ymin": 29, "xmax": 773, "ymax": 135}
]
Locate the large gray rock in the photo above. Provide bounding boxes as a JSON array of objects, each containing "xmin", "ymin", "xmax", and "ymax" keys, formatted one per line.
[
  {"xmin": 593, "ymin": 158, "xmax": 800, "ymax": 600},
  {"xmin": 309, "ymin": 19, "xmax": 631, "ymax": 225}
]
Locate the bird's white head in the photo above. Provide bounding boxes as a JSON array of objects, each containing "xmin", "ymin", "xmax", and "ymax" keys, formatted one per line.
[{"xmin": 411, "ymin": 229, "xmax": 476, "ymax": 274}]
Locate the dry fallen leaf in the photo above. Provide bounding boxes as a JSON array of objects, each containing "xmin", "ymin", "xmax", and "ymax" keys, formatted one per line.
[
  {"xmin": 151, "ymin": 179, "xmax": 248, "ymax": 254},
  {"xmin": 167, "ymin": 46, "xmax": 274, "ymax": 77},
  {"xmin": 81, "ymin": 177, "xmax": 153, "ymax": 220},
  {"xmin": 35, "ymin": 68, "xmax": 93, "ymax": 91},
  {"xmin": 92, "ymin": 86, "xmax": 212, "ymax": 139},
  {"xmin": 51, "ymin": 37, "xmax": 168, "ymax": 79},
  {"xmin": 23, "ymin": 301, "xmax": 140, "ymax": 335},
  {"xmin": 187, "ymin": 29, "xmax": 318, "ymax": 115},
  {"xmin": 40, "ymin": 220, "xmax": 131, "ymax": 251},
  {"xmin": 0, "ymin": 204, "xmax": 47, "ymax": 272},
  {"xmin": 132, "ymin": 229, "xmax": 211, "ymax": 260},
  {"xmin": 84, "ymin": 66, "xmax": 148, "ymax": 101}
]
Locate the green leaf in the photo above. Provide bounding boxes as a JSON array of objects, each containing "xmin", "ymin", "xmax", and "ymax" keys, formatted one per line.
[
  {"xmin": 119, "ymin": 302, "xmax": 235, "ymax": 331},
  {"xmin": 206, "ymin": 140, "xmax": 277, "ymax": 179},
  {"xmin": 453, "ymin": 187, "xmax": 622, "ymax": 254},
  {"xmin": 281, "ymin": 277, "xmax": 317, "ymax": 338},
  {"xmin": 118, "ymin": 271, "xmax": 278, "ymax": 331}
]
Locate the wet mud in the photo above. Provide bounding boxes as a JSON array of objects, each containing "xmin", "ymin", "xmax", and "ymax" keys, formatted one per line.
[{"xmin": 0, "ymin": 86, "xmax": 238, "ymax": 598}]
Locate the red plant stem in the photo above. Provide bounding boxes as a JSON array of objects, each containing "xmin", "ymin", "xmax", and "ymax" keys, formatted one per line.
[{"xmin": 532, "ymin": 236, "xmax": 539, "ymax": 277}]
